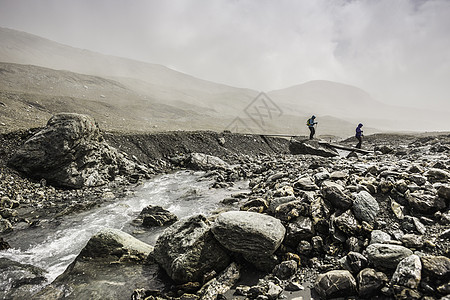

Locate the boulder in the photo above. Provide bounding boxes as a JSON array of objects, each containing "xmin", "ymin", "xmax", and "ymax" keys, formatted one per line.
[
  {"xmin": 8, "ymin": 113, "xmax": 147, "ymax": 188},
  {"xmin": 0, "ymin": 217, "xmax": 13, "ymax": 234},
  {"xmin": 357, "ymin": 268, "xmax": 388, "ymax": 298},
  {"xmin": 438, "ymin": 184, "xmax": 450, "ymax": 201},
  {"xmin": 274, "ymin": 200, "xmax": 309, "ymax": 221},
  {"xmin": 405, "ymin": 191, "xmax": 446, "ymax": 214},
  {"xmin": 334, "ymin": 210, "xmax": 360, "ymax": 236},
  {"xmin": 370, "ymin": 230, "xmax": 391, "ymax": 244},
  {"xmin": 374, "ymin": 145, "xmax": 394, "ymax": 154},
  {"xmin": 310, "ymin": 196, "xmax": 331, "ymax": 234},
  {"xmin": 401, "ymin": 234, "xmax": 424, "ymax": 249},
  {"xmin": 390, "ymin": 255, "xmax": 422, "ymax": 289},
  {"xmin": 352, "ymin": 191, "xmax": 379, "ymax": 223},
  {"xmin": 322, "ymin": 186, "xmax": 352, "ymax": 210},
  {"xmin": 421, "ymin": 255, "xmax": 450, "ymax": 279},
  {"xmin": 314, "ymin": 270, "xmax": 357, "ymax": 299},
  {"xmin": 285, "ymin": 216, "xmax": 314, "ymax": 247},
  {"xmin": 211, "ymin": 211, "xmax": 285, "ymax": 257},
  {"xmin": 341, "ymin": 252, "xmax": 368, "ymax": 274},
  {"xmin": 289, "ymin": 139, "xmax": 338, "ymax": 157},
  {"xmin": 330, "ymin": 170, "xmax": 348, "ymax": 180},
  {"xmin": 293, "ymin": 177, "xmax": 319, "ymax": 191},
  {"xmin": 35, "ymin": 228, "xmax": 165, "ymax": 299},
  {"xmin": 137, "ymin": 205, "xmax": 178, "ymax": 227},
  {"xmin": 79, "ymin": 228, "xmax": 153, "ymax": 261},
  {"xmin": 0, "ymin": 237, "xmax": 10, "ymax": 250},
  {"xmin": 409, "ymin": 174, "xmax": 427, "ymax": 186},
  {"xmin": 0, "ymin": 258, "xmax": 47, "ymax": 300},
  {"xmin": 272, "ymin": 260, "xmax": 297, "ymax": 280},
  {"xmin": 297, "ymin": 241, "xmax": 313, "ymax": 257},
  {"xmin": 366, "ymin": 243, "xmax": 413, "ymax": 269},
  {"xmin": 187, "ymin": 153, "xmax": 230, "ymax": 171},
  {"xmin": 273, "ymin": 185, "xmax": 294, "ymax": 197},
  {"xmin": 268, "ymin": 196, "xmax": 296, "ymax": 213},
  {"xmin": 197, "ymin": 262, "xmax": 241, "ymax": 300},
  {"xmin": 425, "ymin": 168, "xmax": 450, "ymax": 183},
  {"xmin": 153, "ymin": 214, "xmax": 230, "ymax": 283}
]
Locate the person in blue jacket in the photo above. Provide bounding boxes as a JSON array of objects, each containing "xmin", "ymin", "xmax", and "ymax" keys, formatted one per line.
[
  {"xmin": 355, "ymin": 123, "xmax": 363, "ymax": 148},
  {"xmin": 307, "ymin": 115, "xmax": 317, "ymax": 139}
]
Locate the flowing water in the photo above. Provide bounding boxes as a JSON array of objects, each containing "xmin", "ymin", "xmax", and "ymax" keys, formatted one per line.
[{"xmin": 0, "ymin": 170, "xmax": 249, "ymax": 293}]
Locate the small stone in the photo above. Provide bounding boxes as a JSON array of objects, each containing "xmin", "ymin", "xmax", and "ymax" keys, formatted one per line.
[
  {"xmin": 390, "ymin": 255, "xmax": 422, "ymax": 289},
  {"xmin": 272, "ymin": 260, "xmax": 297, "ymax": 280},
  {"xmin": 401, "ymin": 234, "xmax": 424, "ymax": 249},
  {"xmin": 285, "ymin": 281, "xmax": 304, "ymax": 291},
  {"xmin": 352, "ymin": 191, "xmax": 379, "ymax": 223},
  {"xmin": 370, "ymin": 230, "xmax": 391, "ymax": 244},
  {"xmin": 357, "ymin": 268, "xmax": 388, "ymax": 298},
  {"xmin": 314, "ymin": 270, "xmax": 357, "ymax": 299},
  {"xmin": 293, "ymin": 177, "xmax": 318, "ymax": 191},
  {"xmin": 366, "ymin": 243, "xmax": 413, "ymax": 269}
]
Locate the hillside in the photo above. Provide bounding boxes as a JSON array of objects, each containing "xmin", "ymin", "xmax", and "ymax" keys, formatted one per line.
[
  {"xmin": 1, "ymin": 27, "xmax": 447, "ymax": 134},
  {"xmin": 0, "ymin": 62, "xmax": 225, "ymax": 133},
  {"xmin": 0, "ymin": 27, "xmax": 258, "ymax": 116},
  {"xmin": 268, "ymin": 80, "xmax": 449, "ymax": 132}
]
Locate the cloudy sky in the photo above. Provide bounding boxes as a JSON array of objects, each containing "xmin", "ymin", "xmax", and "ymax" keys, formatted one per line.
[{"xmin": 1, "ymin": 0, "xmax": 449, "ymax": 111}]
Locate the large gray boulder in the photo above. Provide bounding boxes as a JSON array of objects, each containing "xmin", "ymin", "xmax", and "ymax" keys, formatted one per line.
[
  {"xmin": 79, "ymin": 228, "xmax": 153, "ymax": 261},
  {"xmin": 352, "ymin": 191, "xmax": 379, "ymax": 223},
  {"xmin": 366, "ymin": 243, "xmax": 413, "ymax": 269},
  {"xmin": 289, "ymin": 139, "xmax": 338, "ymax": 157},
  {"xmin": 211, "ymin": 211, "xmax": 285, "ymax": 257},
  {"xmin": 314, "ymin": 270, "xmax": 357, "ymax": 299},
  {"xmin": 8, "ymin": 113, "xmax": 148, "ymax": 188},
  {"xmin": 152, "ymin": 214, "xmax": 230, "ymax": 283},
  {"xmin": 35, "ymin": 228, "xmax": 164, "ymax": 300}
]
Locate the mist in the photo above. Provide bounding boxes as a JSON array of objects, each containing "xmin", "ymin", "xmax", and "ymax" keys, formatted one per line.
[{"xmin": 0, "ymin": 0, "xmax": 449, "ymax": 115}]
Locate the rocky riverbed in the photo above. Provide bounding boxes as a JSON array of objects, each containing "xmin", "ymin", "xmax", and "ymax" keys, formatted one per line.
[{"xmin": 1, "ymin": 114, "xmax": 449, "ymax": 299}]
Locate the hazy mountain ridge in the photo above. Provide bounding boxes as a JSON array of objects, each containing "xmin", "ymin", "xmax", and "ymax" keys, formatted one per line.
[
  {"xmin": 1, "ymin": 27, "xmax": 448, "ymax": 134},
  {"xmin": 0, "ymin": 62, "xmax": 220, "ymax": 132},
  {"xmin": 0, "ymin": 27, "xmax": 258, "ymax": 116}
]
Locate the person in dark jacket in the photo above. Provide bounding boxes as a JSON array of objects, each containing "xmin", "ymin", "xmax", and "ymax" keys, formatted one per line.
[
  {"xmin": 355, "ymin": 123, "xmax": 363, "ymax": 149},
  {"xmin": 307, "ymin": 115, "xmax": 317, "ymax": 139}
]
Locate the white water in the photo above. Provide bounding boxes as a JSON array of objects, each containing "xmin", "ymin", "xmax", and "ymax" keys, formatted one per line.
[{"xmin": 0, "ymin": 170, "xmax": 248, "ymax": 286}]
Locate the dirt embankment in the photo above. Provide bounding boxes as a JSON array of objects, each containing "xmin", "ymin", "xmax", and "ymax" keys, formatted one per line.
[{"xmin": 104, "ymin": 130, "xmax": 290, "ymax": 166}]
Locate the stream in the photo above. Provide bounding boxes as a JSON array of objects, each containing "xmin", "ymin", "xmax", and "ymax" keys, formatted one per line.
[{"xmin": 0, "ymin": 170, "xmax": 248, "ymax": 293}]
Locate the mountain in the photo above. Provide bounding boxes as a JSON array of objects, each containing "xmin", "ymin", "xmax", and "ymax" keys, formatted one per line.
[
  {"xmin": 0, "ymin": 27, "xmax": 257, "ymax": 116},
  {"xmin": 0, "ymin": 62, "xmax": 224, "ymax": 132},
  {"xmin": 1, "ymin": 27, "xmax": 447, "ymax": 134},
  {"xmin": 268, "ymin": 80, "xmax": 449, "ymax": 132}
]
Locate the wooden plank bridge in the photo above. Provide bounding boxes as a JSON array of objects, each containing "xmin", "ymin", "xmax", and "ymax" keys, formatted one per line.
[{"xmin": 259, "ymin": 133, "xmax": 372, "ymax": 154}]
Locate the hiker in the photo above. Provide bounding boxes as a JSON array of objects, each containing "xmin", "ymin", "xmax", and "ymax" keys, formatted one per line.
[
  {"xmin": 355, "ymin": 123, "xmax": 363, "ymax": 149},
  {"xmin": 307, "ymin": 115, "xmax": 317, "ymax": 139}
]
